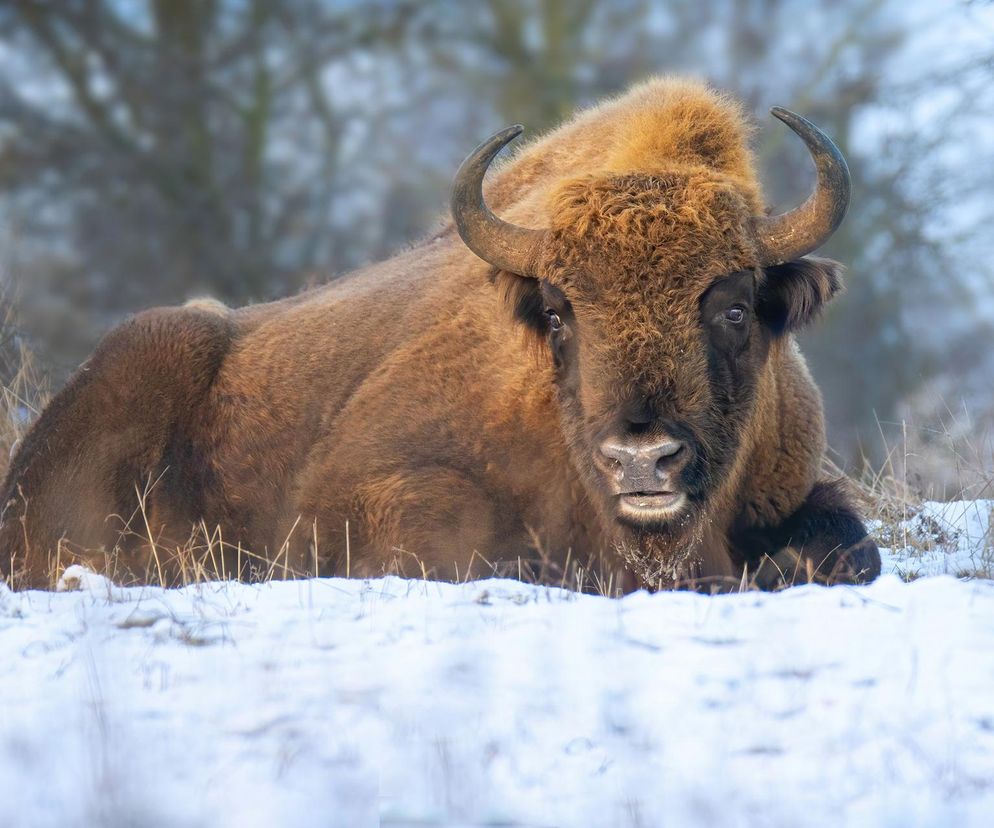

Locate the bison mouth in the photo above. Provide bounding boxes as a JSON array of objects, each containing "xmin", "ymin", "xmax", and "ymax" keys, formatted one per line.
[{"xmin": 616, "ymin": 490, "xmax": 688, "ymax": 525}]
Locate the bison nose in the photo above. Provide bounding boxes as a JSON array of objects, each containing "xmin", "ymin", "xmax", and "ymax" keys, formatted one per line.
[{"xmin": 597, "ymin": 437, "xmax": 686, "ymax": 490}]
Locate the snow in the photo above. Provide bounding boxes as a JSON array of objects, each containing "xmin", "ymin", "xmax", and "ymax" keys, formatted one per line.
[
  {"xmin": 2, "ymin": 510, "xmax": 994, "ymax": 827},
  {"xmin": 876, "ymin": 499, "xmax": 993, "ymax": 579}
]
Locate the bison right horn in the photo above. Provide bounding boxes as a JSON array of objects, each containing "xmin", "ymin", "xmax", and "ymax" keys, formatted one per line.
[
  {"xmin": 752, "ymin": 108, "xmax": 851, "ymax": 266},
  {"xmin": 451, "ymin": 126, "xmax": 546, "ymax": 278}
]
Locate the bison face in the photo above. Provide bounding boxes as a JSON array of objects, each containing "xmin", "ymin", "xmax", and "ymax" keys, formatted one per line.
[
  {"xmin": 520, "ymin": 233, "xmax": 842, "ymax": 544},
  {"xmin": 534, "ymin": 174, "xmax": 759, "ymax": 540},
  {"xmin": 488, "ymin": 171, "xmax": 839, "ymax": 541},
  {"xmin": 451, "ymin": 111, "xmax": 850, "ymax": 550},
  {"xmin": 538, "ymin": 263, "xmax": 763, "ymax": 535}
]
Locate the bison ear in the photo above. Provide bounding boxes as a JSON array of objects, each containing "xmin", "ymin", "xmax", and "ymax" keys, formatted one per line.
[
  {"xmin": 492, "ymin": 270, "xmax": 546, "ymax": 334},
  {"xmin": 757, "ymin": 257, "xmax": 844, "ymax": 336}
]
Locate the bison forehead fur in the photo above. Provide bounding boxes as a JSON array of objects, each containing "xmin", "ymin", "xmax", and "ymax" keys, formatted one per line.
[{"xmin": 0, "ymin": 76, "xmax": 880, "ymax": 592}]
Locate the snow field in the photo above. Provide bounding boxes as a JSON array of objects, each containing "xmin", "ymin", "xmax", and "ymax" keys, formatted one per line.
[{"xmin": 0, "ymin": 500, "xmax": 992, "ymax": 827}]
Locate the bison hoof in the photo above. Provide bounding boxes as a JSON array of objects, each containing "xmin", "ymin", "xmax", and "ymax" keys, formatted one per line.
[
  {"xmin": 753, "ymin": 535, "xmax": 882, "ymax": 589},
  {"xmin": 833, "ymin": 537, "xmax": 882, "ymax": 584}
]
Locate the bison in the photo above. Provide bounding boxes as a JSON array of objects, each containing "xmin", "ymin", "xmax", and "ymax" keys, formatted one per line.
[{"xmin": 0, "ymin": 77, "xmax": 881, "ymax": 591}]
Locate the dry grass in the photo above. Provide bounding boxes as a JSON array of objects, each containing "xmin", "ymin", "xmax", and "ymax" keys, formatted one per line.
[
  {"xmin": 0, "ymin": 302, "xmax": 49, "ymax": 475},
  {"xmin": 836, "ymin": 412, "xmax": 994, "ymax": 580}
]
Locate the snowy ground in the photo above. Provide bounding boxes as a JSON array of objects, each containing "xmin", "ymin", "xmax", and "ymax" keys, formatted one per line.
[
  {"xmin": 875, "ymin": 499, "xmax": 993, "ymax": 579},
  {"xmin": 1, "ymin": 502, "xmax": 993, "ymax": 828}
]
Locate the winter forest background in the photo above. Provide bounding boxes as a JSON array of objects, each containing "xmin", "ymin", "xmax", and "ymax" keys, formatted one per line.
[{"xmin": 0, "ymin": 0, "xmax": 992, "ymax": 496}]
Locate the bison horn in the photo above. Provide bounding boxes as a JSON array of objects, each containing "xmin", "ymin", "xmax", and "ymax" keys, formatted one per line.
[
  {"xmin": 753, "ymin": 108, "xmax": 851, "ymax": 266},
  {"xmin": 451, "ymin": 125, "xmax": 546, "ymax": 277}
]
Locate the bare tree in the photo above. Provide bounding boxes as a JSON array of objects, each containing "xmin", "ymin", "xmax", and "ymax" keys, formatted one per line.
[{"xmin": 0, "ymin": 0, "xmax": 419, "ymax": 369}]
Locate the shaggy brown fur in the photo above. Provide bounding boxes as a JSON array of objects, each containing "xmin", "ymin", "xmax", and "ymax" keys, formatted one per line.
[{"xmin": 0, "ymin": 77, "xmax": 879, "ymax": 590}]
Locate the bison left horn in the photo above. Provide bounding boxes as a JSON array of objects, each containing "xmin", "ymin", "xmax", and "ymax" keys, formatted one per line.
[
  {"xmin": 753, "ymin": 108, "xmax": 851, "ymax": 265},
  {"xmin": 451, "ymin": 125, "xmax": 546, "ymax": 278}
]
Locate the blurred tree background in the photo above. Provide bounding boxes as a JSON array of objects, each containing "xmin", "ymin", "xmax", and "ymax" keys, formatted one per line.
[{"xmin": 0, "ymin": 0, "xmax": 991, "ymax": 494}]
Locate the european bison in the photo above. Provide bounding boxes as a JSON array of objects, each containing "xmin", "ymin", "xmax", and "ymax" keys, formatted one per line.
[{"xmin": 0, "ymin": 77, "xmax": 881, "ymax": 591}]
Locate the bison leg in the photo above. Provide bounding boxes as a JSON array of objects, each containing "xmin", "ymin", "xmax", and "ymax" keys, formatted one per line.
[
  {"xmin": 0, "ymin": 307, "xmax": 232, "ymax": 589},
  {"xmin": 735, "ymin": 480, "xmax": 881, "ymax": 589},
  {"xmin": 291, "ymin": 468, "xmax": 508, "ymax": 582}
]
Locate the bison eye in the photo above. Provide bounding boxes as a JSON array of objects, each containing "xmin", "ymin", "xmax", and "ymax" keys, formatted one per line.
[
  {"xmin": 724, "ymin": 306, "xmax": 746, "ymax": 324},
  {"xmin": 545, "ymin": 309, "xmax": 563, "ymax": 332}
]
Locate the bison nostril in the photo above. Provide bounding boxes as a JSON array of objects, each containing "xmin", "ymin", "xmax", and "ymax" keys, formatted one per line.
[
  {"xmin": 654, "ymin": 440, "xmax": 686, "ymax": 470},
  {"xmin": 597, "ymin": 440, "xmax": 631, "ymax": 481}
]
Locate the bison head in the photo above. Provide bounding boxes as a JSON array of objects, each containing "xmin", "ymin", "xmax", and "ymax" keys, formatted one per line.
[{"xmin": 451, "ymin": 109, "xmax": 849, "ymax": 553}]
